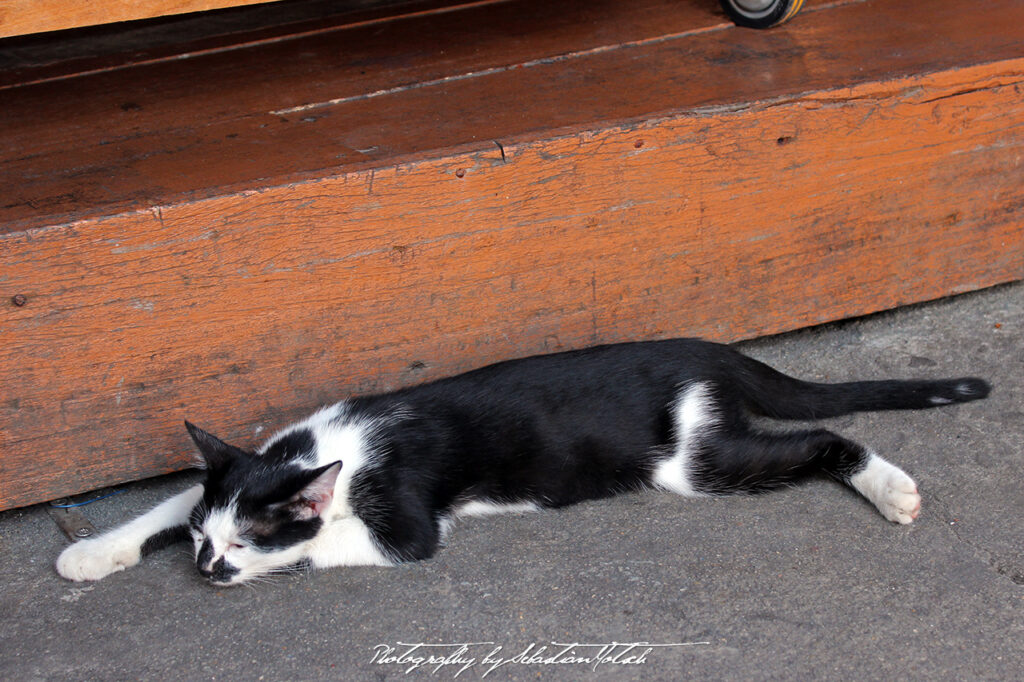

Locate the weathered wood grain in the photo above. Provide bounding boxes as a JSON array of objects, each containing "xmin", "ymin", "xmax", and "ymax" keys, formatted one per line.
[
  {"xmin": 0, "ymin": 0, "xmax": 285, "ymax": 38},
  {"xmin": 0, "ymin": 0, "xmax": 1022, "ymax": 509},
  {"xmin": 0, "ymin": 0, "xmax": 481, "ymax": 87},
  {"xmin": 3, "ymin": 0, "xmax": 990, "ymax": 234}
]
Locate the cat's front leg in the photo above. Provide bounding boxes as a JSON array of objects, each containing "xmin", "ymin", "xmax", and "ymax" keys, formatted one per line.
[{"xmin": 56, "ymin": 484, "xmax": 203, "ymax": 582}]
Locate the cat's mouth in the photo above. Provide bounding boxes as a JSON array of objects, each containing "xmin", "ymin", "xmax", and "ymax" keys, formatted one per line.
[
  {"xmin": 207, "ymin": 576, "xmax": 241, "ymax": 587},
  {"xmin": 202, "ymin": 568, "xmax": 247, "ymax": 587}
]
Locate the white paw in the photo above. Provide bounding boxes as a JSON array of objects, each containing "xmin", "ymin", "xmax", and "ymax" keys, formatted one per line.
[
  {"xmin": 850, "ymin": 454, "xmax": 921, "ymax": 525},
  {"xmin": 56, "ymin": 536, "xmax": 141, "ymax": 582},
  {"xmin": 872, "ymin": 475, "xmax": 921, "ymax": 525}
]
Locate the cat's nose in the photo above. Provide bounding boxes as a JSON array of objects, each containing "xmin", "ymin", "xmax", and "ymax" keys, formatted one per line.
[{"xmin": 197, "ymin": 556, "xmax": 238, "ymax": 584}]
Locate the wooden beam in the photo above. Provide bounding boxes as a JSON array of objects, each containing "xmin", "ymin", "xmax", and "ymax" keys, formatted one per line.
[
  {"xmin": 1, "ymin": 0, "xmax": 1022, "ymax": 509},
  {"xmin": 0, "ymin": 0, "xmax": 286, "ymax": 38}
]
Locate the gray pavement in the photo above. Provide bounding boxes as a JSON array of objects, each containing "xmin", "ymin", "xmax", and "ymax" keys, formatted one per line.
[{"xmin": 2, "ymin": 282, "xmax": 1021, "ymax": 681}]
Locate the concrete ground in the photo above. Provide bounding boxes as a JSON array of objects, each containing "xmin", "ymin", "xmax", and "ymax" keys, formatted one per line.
[{"xmin": 2, "ymin": 282, "xmax": 1021, "ymax": 681}]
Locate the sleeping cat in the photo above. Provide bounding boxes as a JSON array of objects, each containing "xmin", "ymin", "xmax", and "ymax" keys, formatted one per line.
[{"xmin": 56, "ymin": 338, "xmax": 990, "ymax": 586}]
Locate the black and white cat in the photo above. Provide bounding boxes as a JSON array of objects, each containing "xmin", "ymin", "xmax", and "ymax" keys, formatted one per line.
[{"xmin": 56, "ymin": 339, "xmax": 989, "ymax": 586}]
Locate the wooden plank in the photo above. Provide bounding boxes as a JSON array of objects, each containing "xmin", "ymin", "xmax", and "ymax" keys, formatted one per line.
[
  {"xmin": 0, "ymin": 0, "xmax": 285, "ymax": 38},
  {"xmin": 1, "ymin": 0, "xmax": 1020, "ymax": 233},
  {"xmin": 0, "ymin": 0, "xmax": 486, "ymax": 88},
  {"xmin": 0, "ymin": 0, "xmax": 736, "ymax": 232},
  {"xmin": 2, "ymin": 64, "xmax": 1021, "ymax": 510},
  {"xmin": 1, "ymin": 0, "xmax": 1022, "ymax": 509}
]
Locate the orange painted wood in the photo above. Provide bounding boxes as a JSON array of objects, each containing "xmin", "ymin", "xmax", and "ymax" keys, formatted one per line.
[
  {"xmin": 1, "ymin": 0, "xmax": 1022, "ymax": 509},
  {"xmin": 1, "ymin": 0, "xmax": 1018, "ymax": 233},
  {"xmin": 0, "ymin": 0, "xmax": 285, "ymax": 38},
  {"xmin": 0, "ymin": 0, "xmax": 487, "ymax": 88}
]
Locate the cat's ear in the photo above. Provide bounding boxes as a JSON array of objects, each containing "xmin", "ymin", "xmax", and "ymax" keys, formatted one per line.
[
  {"xmin": 285, "ymin": 461, "xmax": 343, "ymax": 521},
  {"xmin": 184, "ymin": 420, "xmax": 243, "ymax": 471}
]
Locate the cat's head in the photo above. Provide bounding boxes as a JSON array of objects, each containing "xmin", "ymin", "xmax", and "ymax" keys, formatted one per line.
[{"xmin": 184, "ymin": 421, "xmax": 342, "ymax": 586}]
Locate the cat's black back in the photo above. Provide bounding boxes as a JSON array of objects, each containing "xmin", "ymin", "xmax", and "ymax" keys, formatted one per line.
[{"xmin": 340, "ymin": 339, "xmax": 987, "ymax": 560}]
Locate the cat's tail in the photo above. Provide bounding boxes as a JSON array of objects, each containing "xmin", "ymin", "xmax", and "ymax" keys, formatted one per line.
[{"xmin": 732, "ymin": 352, "xmax": 991, "ymax": 420}]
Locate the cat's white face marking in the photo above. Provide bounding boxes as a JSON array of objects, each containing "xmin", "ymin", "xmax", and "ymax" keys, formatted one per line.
[
  {"xmin": 194, "ymin": 504, "xmax": 246, "ymax": 585},
  {"xmin": 651, "ymin": 381, "xmax": 715, "ymax": 497},
  {"xmin": 202, "ymin": 506, "xmax": 240, "ymax": 554}
]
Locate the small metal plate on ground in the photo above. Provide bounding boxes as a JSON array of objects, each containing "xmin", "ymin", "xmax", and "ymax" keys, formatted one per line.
[
  {"xmin": 46, "ymin": 488, "xmax": 124, "ymax": 540},
  {"xmin": 47, "ymin": 503, "xmax": 97, "ymax": 541}
]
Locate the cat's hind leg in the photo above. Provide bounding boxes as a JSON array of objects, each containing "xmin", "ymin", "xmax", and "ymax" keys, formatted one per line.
[
  {"xmin": 693, "ymin": 428, "xmax": 921, "ymax": 523},
  {"xmin": 56, "ymin": 484, "xmax": 203, "ymax": 581},
  {"xmin": 654, "ymin": 381, "xmax": 920, "ymax": 522}
]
